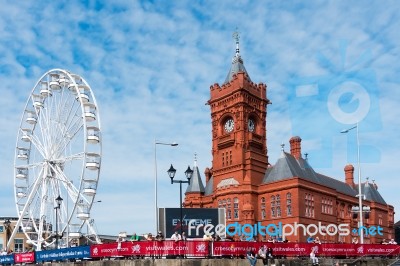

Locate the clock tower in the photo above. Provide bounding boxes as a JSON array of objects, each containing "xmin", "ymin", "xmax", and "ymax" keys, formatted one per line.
[{"xmin": 207, "ymin": 32, "xmax": 270, "ymax": 193}]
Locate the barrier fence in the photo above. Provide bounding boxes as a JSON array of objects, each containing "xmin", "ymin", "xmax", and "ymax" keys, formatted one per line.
[{"xmin": 0, "ymin": 241, "xmax": 399, "ymax": 264}]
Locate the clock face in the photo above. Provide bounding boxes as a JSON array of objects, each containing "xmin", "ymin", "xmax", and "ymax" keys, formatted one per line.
[
  {"xmin": 224, "ymin": 118, "xmax": 234, "ymax": 133},
  {"xmin": 248, "ymin": 119, "xmax": 255, "ymax": 132}
]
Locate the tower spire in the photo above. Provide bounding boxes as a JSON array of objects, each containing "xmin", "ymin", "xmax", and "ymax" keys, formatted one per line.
[
  {"xmin": 224, "ymin": 28, "xmax": 251, "ymax": 84},
  {"xmin": 233, "ymin": 29, "xmax": 240, "ymax": 57}
]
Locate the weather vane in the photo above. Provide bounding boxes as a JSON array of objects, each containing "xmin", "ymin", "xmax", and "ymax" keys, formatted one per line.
[{"xmin": 232, "ymin": 28, "xmax": 240, "ymax": 56}]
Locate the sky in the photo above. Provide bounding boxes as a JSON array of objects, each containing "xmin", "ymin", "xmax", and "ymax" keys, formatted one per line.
[{"xmin": 0, "ymin": 0, "xmax": 399, "ymax": 237}]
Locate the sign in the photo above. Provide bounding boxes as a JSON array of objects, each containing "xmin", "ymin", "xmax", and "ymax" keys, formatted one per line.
[
  {"xmin": 14, "ymin": 252, "xmax": 35, "ymax": 264},
  {"xmin": 90, "ymin": 240, "xmax": 209, "ymax": 257},
  {"xmin": 36, "ymin": 246, "xmax": 91, "ymax": 262},
  {"xmin": 0, "ymin": 254, "xmax": 14, "ymax": 265},
  {"xmin": 159, "ymin": 208, "xmax": 224, "ymax": 238}
]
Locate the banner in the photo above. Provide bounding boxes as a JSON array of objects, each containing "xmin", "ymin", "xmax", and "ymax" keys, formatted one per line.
[
  {"xmin": 14, "ymin": 252, "xmax": 35, "ymax": 264},
  {"xmin": 0, "ymin": 254, "xmax": 14, "ymax": 265},
  {"xmin": 36, "ymin": 246, "xmax": 91, "ymax": 262},
  {"xmin": 91, "ymin": 240, "xmax": 209, "ymax": 257},
  {"xmin": 211, "ymin": 242, "xmax": 400, "ymax": 257}
]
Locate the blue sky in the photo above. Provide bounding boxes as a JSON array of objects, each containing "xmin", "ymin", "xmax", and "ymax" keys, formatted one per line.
[{"xmin": 1, "ymin": 0, "xmax": 399, "ymax": 236}]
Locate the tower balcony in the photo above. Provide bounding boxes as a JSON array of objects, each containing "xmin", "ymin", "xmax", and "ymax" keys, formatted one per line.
[{"xmin": 217, "ymin": 134, "xmax": 235, "ymax": 149}]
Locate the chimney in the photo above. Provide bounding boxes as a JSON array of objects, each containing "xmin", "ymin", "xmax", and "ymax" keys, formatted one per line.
[
  {"xmin": 204, "ymin": 167, "xmax": 212, "ymax": 183},
  {"xmin": 344, "ymin": 164, "xmax": 355, "ymax": 188},
  {"xmin": 289, "ymin": 136, "xmax": 302, "ymax": 159}
]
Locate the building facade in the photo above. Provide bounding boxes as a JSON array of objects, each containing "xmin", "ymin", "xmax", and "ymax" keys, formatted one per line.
[
  {"xmin": 0, "ymin": 217, "xmax": 29, "ymax": 253},
  {"xmin": 184, "ymin": 36, "xmax": 395, "ymax": 244}
]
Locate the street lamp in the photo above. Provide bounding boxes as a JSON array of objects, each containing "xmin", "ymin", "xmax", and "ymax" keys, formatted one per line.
[
  {"xmin": 55, "ymin": 195, "xmax": 63, "ymax": 249},
  {"xmin": 4, "ymin": 219, "xmax": 11, "ymax": 250},
  {"xmin": 167, "ymin": 164, "xmax": 193, "ymax": 237},
  {"xmin": 341, "ymin": 122, "xmax": 363, "ymax": 244},
  {"xmin": 154, "ymin": 140, "xmax": 178, "ymax": 232}
]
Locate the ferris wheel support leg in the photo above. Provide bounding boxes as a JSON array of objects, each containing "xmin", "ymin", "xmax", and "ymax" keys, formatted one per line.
[{"xmin": 7, "ymin": 168, "xmax": 45, "ymax": 251}]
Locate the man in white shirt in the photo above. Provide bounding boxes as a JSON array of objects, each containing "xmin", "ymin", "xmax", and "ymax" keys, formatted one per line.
[{"xmin": 171, "ymin": 231, "xmax": 181, "ymax": 242}]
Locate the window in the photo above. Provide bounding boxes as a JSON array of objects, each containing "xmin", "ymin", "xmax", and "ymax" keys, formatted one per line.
[
  {"xmin": 227, "ymin": 199, "xmax": 232, "ymax": 220},
  {"xmin": 276, "ymin": 195, "xmax": 281, "ymax": 217},
  {"xmin": 261, "ymin": 197, "xmax": 266, "ymax": 219},
  {"xmin": 322, "ymin": 197, "xmax": 333, "ymax": 215},
  {"xmin": 270, "ymin": 195, "xmax": 281, "ymax": 218},
  {"xmin": 14, "ymin": 239, "xmax": 24, "ymax": 253},
  {"xmin": 271, "ymin": 195, "xmax": 275, "ymax": 218},
  {"xmin": 277, "ymin": 207, "xmax": 281, "ymax": 217},
  {"xmin": 305, "ymin": 193, "xmax": 314, "ymax": 218},
  {"xmin": 286, "ymin": 192, "xmax": 292, "ymax": 216},
  {"xmin": 234, "ymin": 198, "xmax": 239, "ymax": 219},
  {"xmin": 0, "ymin": 225, "xmax": 3, "ymax": 233}
]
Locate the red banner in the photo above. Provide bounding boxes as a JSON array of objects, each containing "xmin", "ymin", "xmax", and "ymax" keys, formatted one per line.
[
  {"xmin": 90, "ymin": 241, "xmax": 400, "ymax": 258},
  {"xmin": 91, "ymin": 240, "xmax": 209, "ymax": 257},
  {"xmin": 14, "ymin": 252, "xmax": 35, "ymax": 263},
  {"xmin": 212, "ymin": 242, "xmax": 400, "ymax": 257}
]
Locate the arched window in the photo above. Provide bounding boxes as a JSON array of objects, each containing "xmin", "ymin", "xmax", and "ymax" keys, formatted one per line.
[
  {"xmin": 271, "ymin": 195, "xmax": 276, "ymax": 218},
  {"xmin": 277, "ymin": 206, "xmax": 281, "ymax": 217},
  {"xmin": 286, "ymin": 192, "xmax": 292, "ymax": 216},
  {"xmin": 261, "ymin": 197, "xmax": 266, "ymax": 219},
  {"xmin": 227, "ymin": 199, "xmax": 232, "ymax": 220},
  {"xmin": 234, "ymin": 198, "xmax": 239, "ymax": 219}
]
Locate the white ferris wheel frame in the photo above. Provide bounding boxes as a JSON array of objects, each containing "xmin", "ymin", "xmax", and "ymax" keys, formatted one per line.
[{"xmin": 9, "ymin": 69, "xmax": 102, "ymax": 251}]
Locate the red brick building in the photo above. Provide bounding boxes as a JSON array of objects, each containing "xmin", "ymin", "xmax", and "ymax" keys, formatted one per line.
[{"xmin": 184, "ymin": 36, "xmax": 395, "ymax": 244}]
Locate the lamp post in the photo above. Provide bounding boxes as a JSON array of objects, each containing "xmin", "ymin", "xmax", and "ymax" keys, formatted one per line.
[
  {"xmin": 341, "ymin": 122, "xmax": 363, "ymax": 244},
  {"xmin": 4, "ymin": 219, "xmax": 11, "ymax": 250},
  {"xmin": 154, "ymin": 140, "xmax": 178, "ymax": 232},
  {"xmin": 167, "ymin": 164, "xmax": 193, "ymax": 237},
  {"xmin": 55, "ymin": 195, "xmax": 63, "ymax": 249}
]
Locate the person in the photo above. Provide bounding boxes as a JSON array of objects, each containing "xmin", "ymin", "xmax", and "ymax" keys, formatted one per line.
[
  {"xmin": 181, "ymin": 232, "xmax": 187, "ymax": 241},
  {"xmin": 267, "ymin": 236, "xmax": 275, "ymax": 243},
  {"xmin": 171, "ymin": 231, "xmax": 181, "ymax": 242},
  {"xmin": 388, "ymin": 239, "xmax": 397, "ymax": 244},
  {"xmin": 314, "ymin": 237, "xmax": 321, "ymax": 244},
  {"xmin": 203, "ymin": 234, "xmax": 213, "ymax": 241},
  {"xmin": 1, "ymin": 249, "xmax": 7, "ymax": 255},
  {"xmin": 310, "ymin": 246, "xmax": 319, "ymax": 266},
  {"xmin": 267, "ymin": 247, "xmax": 274, "ymax": 265},
  {"xmin": 130, "ymin": 232, "xmax": 140, "ymax": 241},
  {"xmin": 116, "ymin": 236, "xmax": 123, "ymax": 251},
  {"xmin": 246, "ymin": 248, "xmax": 257, "ymax": 266},
  {"xmin": 146, "ymin": 233, "xmax": 154, "ymax": 241},
  {"xmin": 351, "ymin": 237, "xmax": 358, "ymax": 244},
  {"xmin": 155, "ymin": 231, "xmax": 164, "ymax": 241},
  {"xmin": 214, "ymin": 234, "xmax": 221, "ymax": 241},
  {"xmin": 307, "ymin": 235, "xmax": 315, "ymax": 243},
  {"xmin": 381, "ymin": 238, "xmax": 388, "ymax": 245},
  {"xmin": 258, "ymin": 245, "xmax": 268, "ymax": 266}
]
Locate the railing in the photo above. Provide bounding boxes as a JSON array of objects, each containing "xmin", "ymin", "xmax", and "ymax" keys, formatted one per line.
[{"xmin": 1, "ymin": 242, "xmax": 399, "ymax": 265}]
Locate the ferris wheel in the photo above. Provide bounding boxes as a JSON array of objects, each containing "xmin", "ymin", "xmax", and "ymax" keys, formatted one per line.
[{"xmin": 10, "ymin": 69, "xmax": 102, "ymax": 250}]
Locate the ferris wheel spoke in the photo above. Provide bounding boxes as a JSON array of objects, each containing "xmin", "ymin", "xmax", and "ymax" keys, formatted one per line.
[{"xmin": 28, "ymin": 133, "xmax": 47, "ymax": 158}]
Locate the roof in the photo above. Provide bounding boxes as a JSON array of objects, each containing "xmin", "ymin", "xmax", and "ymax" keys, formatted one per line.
[
  {"xmin": 185, "ymin": 160, "xmax": 205, "ymax": 193},
  {"xmin": 262, "ymin": 151, "xmax": 319, "ymax": 184},
  {"xmin": 204, "ymin": 176, "xmax": 214, "ymax": 196},
  {"xmin": 263, "ymin": 150, "xmax": 387, "ymax": 204},
  {"xmin": 223, "ymin": 32, "xmax": 251, "ymax": 84},
  {"xmin": 361, "ymin": 182, "xmax": 386, "ymax": 205}
]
